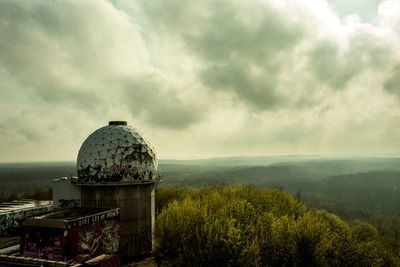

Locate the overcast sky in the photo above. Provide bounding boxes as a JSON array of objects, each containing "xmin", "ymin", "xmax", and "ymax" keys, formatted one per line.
[{"xmin": 1, "ymin": 0, "xmax": 400, "ymax": 162}]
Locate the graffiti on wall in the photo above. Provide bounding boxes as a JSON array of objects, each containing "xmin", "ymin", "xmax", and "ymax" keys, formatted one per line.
[
  {"xmin": 0, "ymin": 205, "xmax": 52, "ymax": 236},
  {"xmin": 22, "ymin": 227, "xmax": 66, "ymax": 262},
  {"xmin": 76, "ymin": 219, "xmax": 120, "ymax": 262},
  {"xmin": 22, "ymin": 217, "xmax": 120, "ymax": 263},
  {"xmin": 58, "ymin": 199, "xmax": 80, "ymax": 208},
  {"xmin": 0, "ymin": 213, "xmax": 18, "ymax": 235},
  {"xmin": 68, "ymin": 209, "xmax": 119, "ymax": 229}
]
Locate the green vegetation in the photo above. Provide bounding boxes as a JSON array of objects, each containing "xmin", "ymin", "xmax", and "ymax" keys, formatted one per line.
[
  {"xmin": 1, "ymin": 158, "xmax": 399, "ymax": 265},
  {"xmin": 0, "ymin": 162, "xmax": 75, "ymax": 199},
  {"xmin": 0, "ymin": 187, "xmax": 52, "ymax": 202},
  {"xmin": 155, "ymin": 185, "xmax": 400, "ymax": 266}
]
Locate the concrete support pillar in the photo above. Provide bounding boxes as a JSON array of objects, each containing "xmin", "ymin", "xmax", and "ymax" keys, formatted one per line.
[{"xmin": 80, "ymin": 183, "xmax": 155, "ymax": 261}]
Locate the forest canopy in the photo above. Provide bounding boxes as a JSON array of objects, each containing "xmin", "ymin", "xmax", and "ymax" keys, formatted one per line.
[{"xmin": 155, "ymin": 185, "xmax": 399, "ymax": 267}]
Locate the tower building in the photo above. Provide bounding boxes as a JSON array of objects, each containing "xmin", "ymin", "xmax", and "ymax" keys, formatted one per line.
[
  {"xmin": 0, "ymin": 121, "xmax": 156, "ymax": 266},
  {"xmin": 75, "ymin": 121, "xmax": 158, "ymax": 260}
]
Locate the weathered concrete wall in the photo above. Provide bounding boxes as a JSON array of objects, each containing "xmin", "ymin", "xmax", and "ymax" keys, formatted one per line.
[
  {"xmin": 70, "ymin": 219, "xmax": 119, "ymax": 262},
  {"xmin": 80, "ymin": 184, "xmax": 155, "ymax": 260},
  {"xmin": 21, "ymin": 218, "xmax": 119, "ymax": 263},
  {"xmin": 53, "ymin": 178, "xmax": 81, "ymax": 208}
]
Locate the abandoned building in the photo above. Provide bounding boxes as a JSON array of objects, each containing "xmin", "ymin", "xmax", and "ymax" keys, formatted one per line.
[{"xmin": 0, "ymin": 121, "xmax": 159, "ymax": 266}]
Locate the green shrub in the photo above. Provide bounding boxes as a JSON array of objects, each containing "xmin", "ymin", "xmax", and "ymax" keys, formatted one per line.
[{"xmin": 155, "ymin": 184, "xmax": 398, "ymax": 266}]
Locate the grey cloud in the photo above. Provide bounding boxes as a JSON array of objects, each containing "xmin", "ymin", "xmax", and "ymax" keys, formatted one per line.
[
  {"xmin": 1, "ymin": 111, "xmax": 52, "ymax": 143},
  {"xmin": 202, "ymin": 63, "xmax": 283, "ymax": 110},
  {"xmin": 143, "ymin": 0, "xmax": 306, "ymax": 110},
  {"xmin": 2, "ymin": 0, "xmax": 400, "ymax": 161},
  {"xmin": 122, "ymin": 77, "xmax": 206, "ymax": 129},
  {"xmin": 347, "ymin": 30, "xmax": 394, "ymax": 67},
  {"xmin": 0, "ymin": 1, "xmax": 93, "ymax": 107},
  {"xmin": 186, "ymin": 3, "xmax": 304, "ymax": 63},
  {"xmin": 308, "ymin": 41, "xmax": 355, "ymax": 90},
  {"xmin": 309, "ymin": 30, "xmax": 394, "ymax": 90},
  {"xmin": 0, "ymin": 0, "xmax": 209, "ymax": 135},
  {"xmin": 33, "ymin": 84, "xmax": 102, "ymax": 111},
  {"xmin": 195, "ymin": 4, "xmax": 305, "ymax": 110},
  {"xmin": 384, "ymin": 64, "xmax": 400, "ymax": 97},
  {"xmin": 144, "ymin": 0, "xmax": 400, "ymax": 107},
  {"xmin": 0, "ymin": 0, "xmax": 142, "ymax": 110}
]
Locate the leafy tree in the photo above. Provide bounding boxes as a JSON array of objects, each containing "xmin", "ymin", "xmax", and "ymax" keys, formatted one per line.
[{"xmin": 155, "ymin": 184, "xmax": 399, "ymax": 266}]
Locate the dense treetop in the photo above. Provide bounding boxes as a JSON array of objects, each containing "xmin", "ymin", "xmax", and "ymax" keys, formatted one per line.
[{"xmin": 155, "ymin": 185, "xmax": 399, "ymax": 267}]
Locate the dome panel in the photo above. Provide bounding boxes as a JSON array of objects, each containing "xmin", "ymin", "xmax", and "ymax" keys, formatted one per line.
[{"xmin": 76, "ymin": 121, "xmax": 158, "ymax": 184}]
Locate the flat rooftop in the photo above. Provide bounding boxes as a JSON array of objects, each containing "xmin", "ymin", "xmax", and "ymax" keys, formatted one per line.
[
  {"xmin": 0, "ymin": 199, "xmax": 52, "ymax": 215},
  {"xmin": 23, "ymin": 207, "xmax": 119, "ymax": 229}
]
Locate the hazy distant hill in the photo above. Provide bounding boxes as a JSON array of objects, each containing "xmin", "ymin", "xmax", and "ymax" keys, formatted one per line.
[
  {"xmin": 1, "ymin": 156, "xmax": 399, "ymax": 217},
  {"xmin": 0, "ymin": 162, "xmax": 76, "ymax": 197},
  {"xmin": 160, "ymin": 157, "xmax": 400, "ymax": 185},
  {"xmin": 160, "ymin": 157, "xmax": 400, "ymax": 217}
]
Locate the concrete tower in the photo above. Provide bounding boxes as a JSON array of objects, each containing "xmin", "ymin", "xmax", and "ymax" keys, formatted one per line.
[{"xmin": 75, "ymin": 121, "xmax": 158, "ymax": 261}]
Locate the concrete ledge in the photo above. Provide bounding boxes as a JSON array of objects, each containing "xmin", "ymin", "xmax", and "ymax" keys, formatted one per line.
[
  {"xmin": 0, "ymin": 254, "xmax": 81, "ymax": 266},
  {"xmin": 23, "ymin": 207, "xmax": 120, "ymax": 229},
  {"xmin": 75, "ymin": 181, "xmax": 156, "ymax": 186}
]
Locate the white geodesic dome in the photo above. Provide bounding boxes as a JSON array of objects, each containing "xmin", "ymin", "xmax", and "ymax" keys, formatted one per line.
[{"xmin": 76, "ymin": 121, "xmax": 157, "ymax": 184}]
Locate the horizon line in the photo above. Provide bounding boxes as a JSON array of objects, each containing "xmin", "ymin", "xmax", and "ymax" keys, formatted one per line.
[{"xmin": 1, "ymin": 152, "xmax": 400, "ymax": 164}]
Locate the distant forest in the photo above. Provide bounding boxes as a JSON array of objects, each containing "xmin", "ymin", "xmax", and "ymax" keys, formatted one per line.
[
  {"xmin": 1, "ymin": 157, "xmax": 400, "ymax": 219},
  {"xmin": 159, "ymin": 157, "xmax": 400, "ymax": 219},
  {"xmin": 0, "ymin": 161, "xmax": 75, "ymax": 200}
]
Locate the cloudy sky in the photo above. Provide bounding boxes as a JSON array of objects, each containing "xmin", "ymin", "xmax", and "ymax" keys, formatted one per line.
[{"xmin": 1, "ymin": 0, "xmax": 400, "ymax": 162}]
